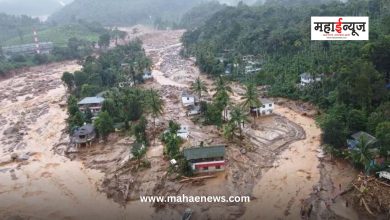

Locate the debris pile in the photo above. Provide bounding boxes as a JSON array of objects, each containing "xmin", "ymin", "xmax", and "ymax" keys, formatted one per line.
[{"xmin": 348, "ymin": 174, "xmax": 390, "ymax": 217}]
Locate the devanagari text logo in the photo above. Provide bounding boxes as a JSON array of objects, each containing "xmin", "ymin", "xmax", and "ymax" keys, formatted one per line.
[{"xmin": 311, "ymin": 16, "xmax": 369, "ymax": 41}]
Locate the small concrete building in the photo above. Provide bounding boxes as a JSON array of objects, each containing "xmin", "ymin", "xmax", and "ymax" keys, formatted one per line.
[
  {"xmin": 300, "ymin": 72, "xmax": 322, "ymax": 86},
  {"xmin": 72, "ymin": 124, "xmax": 96, "ymax": 147},
  {"xmin": 251, "ymin": 98, "xmax": 274, "ymax": 117},
  {"xmin": 177, "ymin": 125, "xmax": 189, "ymax": 140},
  {"xmin": 181, "ymin": 91, "xmax": 196, "ymax": 107},
  {"xmin": 142, "ymin": 69, "xmax": 153, "ymax": 80},
  {"xmin": 78, "ymin": 97, "xmax": 105, "ymax": 115},
  {"xmin": 183, "ymin": 145, "xmax": 225, "ymax": 173}
]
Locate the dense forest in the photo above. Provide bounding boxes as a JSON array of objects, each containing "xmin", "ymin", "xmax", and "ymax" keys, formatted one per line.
[
  {"xmin": 0, "ymin": 13, "xmax": 42, "ymax": 43},
  {"xmin": 179, "ymin": 1, "xmax": 228, "ymax": 30},
  {"xmin": 49, "ymin": 0, "xmax": 204, "ymax": 26},
  {"xmin": 182, "ymin": 0, "xmax": 390, "ymax": 171}
]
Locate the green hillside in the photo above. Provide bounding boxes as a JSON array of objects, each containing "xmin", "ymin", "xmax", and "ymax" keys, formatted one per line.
[
  {"xmin": 48, "ymin": 0, "xmax": 203, "ymax": 26},
  {"xmin": 3, "ymin": 23, "xmax": 102, "ymax": 46},
  {"xmin": 182, "ymin": 0, "xmax": 390, "ymax": 155}
]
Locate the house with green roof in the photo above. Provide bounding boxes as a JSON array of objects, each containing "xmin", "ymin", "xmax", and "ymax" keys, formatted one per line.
[{"xmin": 183, "ymin": 145, "xmax": 226, "ymax": 173}]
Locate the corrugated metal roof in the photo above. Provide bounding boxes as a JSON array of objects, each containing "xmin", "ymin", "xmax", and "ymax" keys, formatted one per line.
[
  {"xmin": 78, "ymin": 97, "xmax": 105, "ymax": 105},
  {"xmin": 351, "ymin": 131, "xmax": 377, "ymax": 144},
  {"xmin": 183, "ymin": 145, "xmax": 225, "ymax": 160}
]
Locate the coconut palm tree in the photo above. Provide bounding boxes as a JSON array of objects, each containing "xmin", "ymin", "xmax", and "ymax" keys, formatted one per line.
[
  {"xmin": 349, "ymin": 136, "xmax": 373, "ymax": 174},
  {"xmin": 214, "ymin": 76, "xmax": 232, "ymax": 96},
  {"xmin": 146, "ymin": 89, "xmax": 164, "ymax": 129},
  {"xmin": 223, "ymin": 123, "xmax": 235, "ymax": 141},
  {"xmin": 191, "ymin": 77, "xmax": 208, "ymax": 99},
  {"xmin": 229, "ymin": 106, "xmax": 249, "ymax": 138},
  {"xmin": 213, "ymin": 76, "xmax": 232, "ymax": 120},
  {"xmin": 241, "ymin": 83, "xmax": 261, "ymax": 121}
]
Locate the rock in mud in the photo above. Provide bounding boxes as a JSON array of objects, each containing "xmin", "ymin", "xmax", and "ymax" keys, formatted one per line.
[{"xmin": 10, "ymin": 153, "xmax": 18, "ymax": 161}]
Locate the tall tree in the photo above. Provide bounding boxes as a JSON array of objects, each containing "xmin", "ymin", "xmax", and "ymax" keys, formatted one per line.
[
  {"xmin": 241, "ymin": 83, "xmax": 260, "ymax": 121},
  {"xmin": 229, "ymin": 105, "xmax": 249, "ymax": 138},
  {"xmin": 191, "ymin": 76, "xmax": 208, "ymax": 99},
  {"xmin": 94, "ymin": 111, "xmax": 114, "ymax": 141},
  {"xmin": 213, "ymin": 76, "xmax": 233, "ymax": 120},
  {"xmin": 376, "ymin": 121, "xmax": 390, "ymax": 156},
  {"xmin": 349, "ymin": 136, "xmax": 373, "ymax": 174},
  {"xmin": 241, "ymin": 83, "xmax": 260, "ymax": 109},
  {"xmin": 131, "ymin": 143, "xmax": 147, "ymax": 166},
  {"xmin": 61, "ymin": 72, "xmax": 75, "ymax": 91},
  {"xmin": 98, "ymin": 33, "xmax": 111, "ymax": 49},
  {"xmin": 146, "ymin": 89, "xmax": 164, "ymax": 129}
]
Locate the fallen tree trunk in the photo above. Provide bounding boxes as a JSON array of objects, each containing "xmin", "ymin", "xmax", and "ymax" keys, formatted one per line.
[
  {"xmin": 179, "ymin": 175, "xmax": 216, "ymax": 183},
  {"xmin": 361, "ymin": 198, "xmax": 375, "ymax": 216}
]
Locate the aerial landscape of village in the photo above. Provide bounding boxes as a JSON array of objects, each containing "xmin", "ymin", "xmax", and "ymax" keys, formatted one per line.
[{"xmin": 0, "ymin": 0, "xmax": 389, "ymax": 220}]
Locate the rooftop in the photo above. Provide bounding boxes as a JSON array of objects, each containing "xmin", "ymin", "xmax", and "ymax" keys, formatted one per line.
[
  {"xmin": 73, "ymin": 124, "xmax": 95, "ymax": 136},
  {"xmin": 260, "ymin": 98, "xmax": 273, "ymax": 104},
  {"xmin": 177, "ymin": 125, "xmax": 189, "ymax": 134},
  {"xmin": 78, "ymin": 97, "xmax": 105, "ymax": 105},
  {"xmin": 183, "ymin": 145, "xmax": 225, "ymax": 161},
  {"xmin": 181, "ymin": 90, "xmax": 194, "ymax": 98},
  {"xmin": 351, "ymin": 131, "xmax": 377, "ymax": 144}
]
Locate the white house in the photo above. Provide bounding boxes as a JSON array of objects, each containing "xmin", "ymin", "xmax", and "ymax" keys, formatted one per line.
[
  {"xmin": 142, "ymin": 69, "xmax": 153, "ymax": 80},
  {"xmin": 181, "ymin": 91, "xmax": 196, "ymax": 107},
  {"xmin": 177, "ymin": 125, "xmax": 189, "ymax": 140},
  {"xmin": 252, "ymin": 98, "xmax": 274, "ymax": 117},
  {"xmin": 300, "ymin": 72, "xmax": 322, "ymax": 86}
]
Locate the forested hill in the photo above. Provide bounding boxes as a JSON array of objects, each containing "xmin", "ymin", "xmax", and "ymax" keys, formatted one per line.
[
  {"xmin": 182, "ymin": 0, "xmax": 390, "ymax": 155},
  {"xmin": 179, "ymin": 1, "xmax": 228, "ymax": 30},
  {"xmin": 0, "ymin": 13, "xmax": 42, "ymax": 43},
  {"xmin": 48, "ymin": 0, "xmax": 203, "ymax": 26}
]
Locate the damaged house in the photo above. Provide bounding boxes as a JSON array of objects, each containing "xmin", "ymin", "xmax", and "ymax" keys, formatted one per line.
[{"xmin": 72, "ymin": 124, "xmax": 96, "ymax": 147}]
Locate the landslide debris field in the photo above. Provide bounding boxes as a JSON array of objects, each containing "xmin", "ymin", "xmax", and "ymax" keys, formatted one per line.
[{"xmin": 0, "ymin": 27, "xmax": 331, "ymax": 220}]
